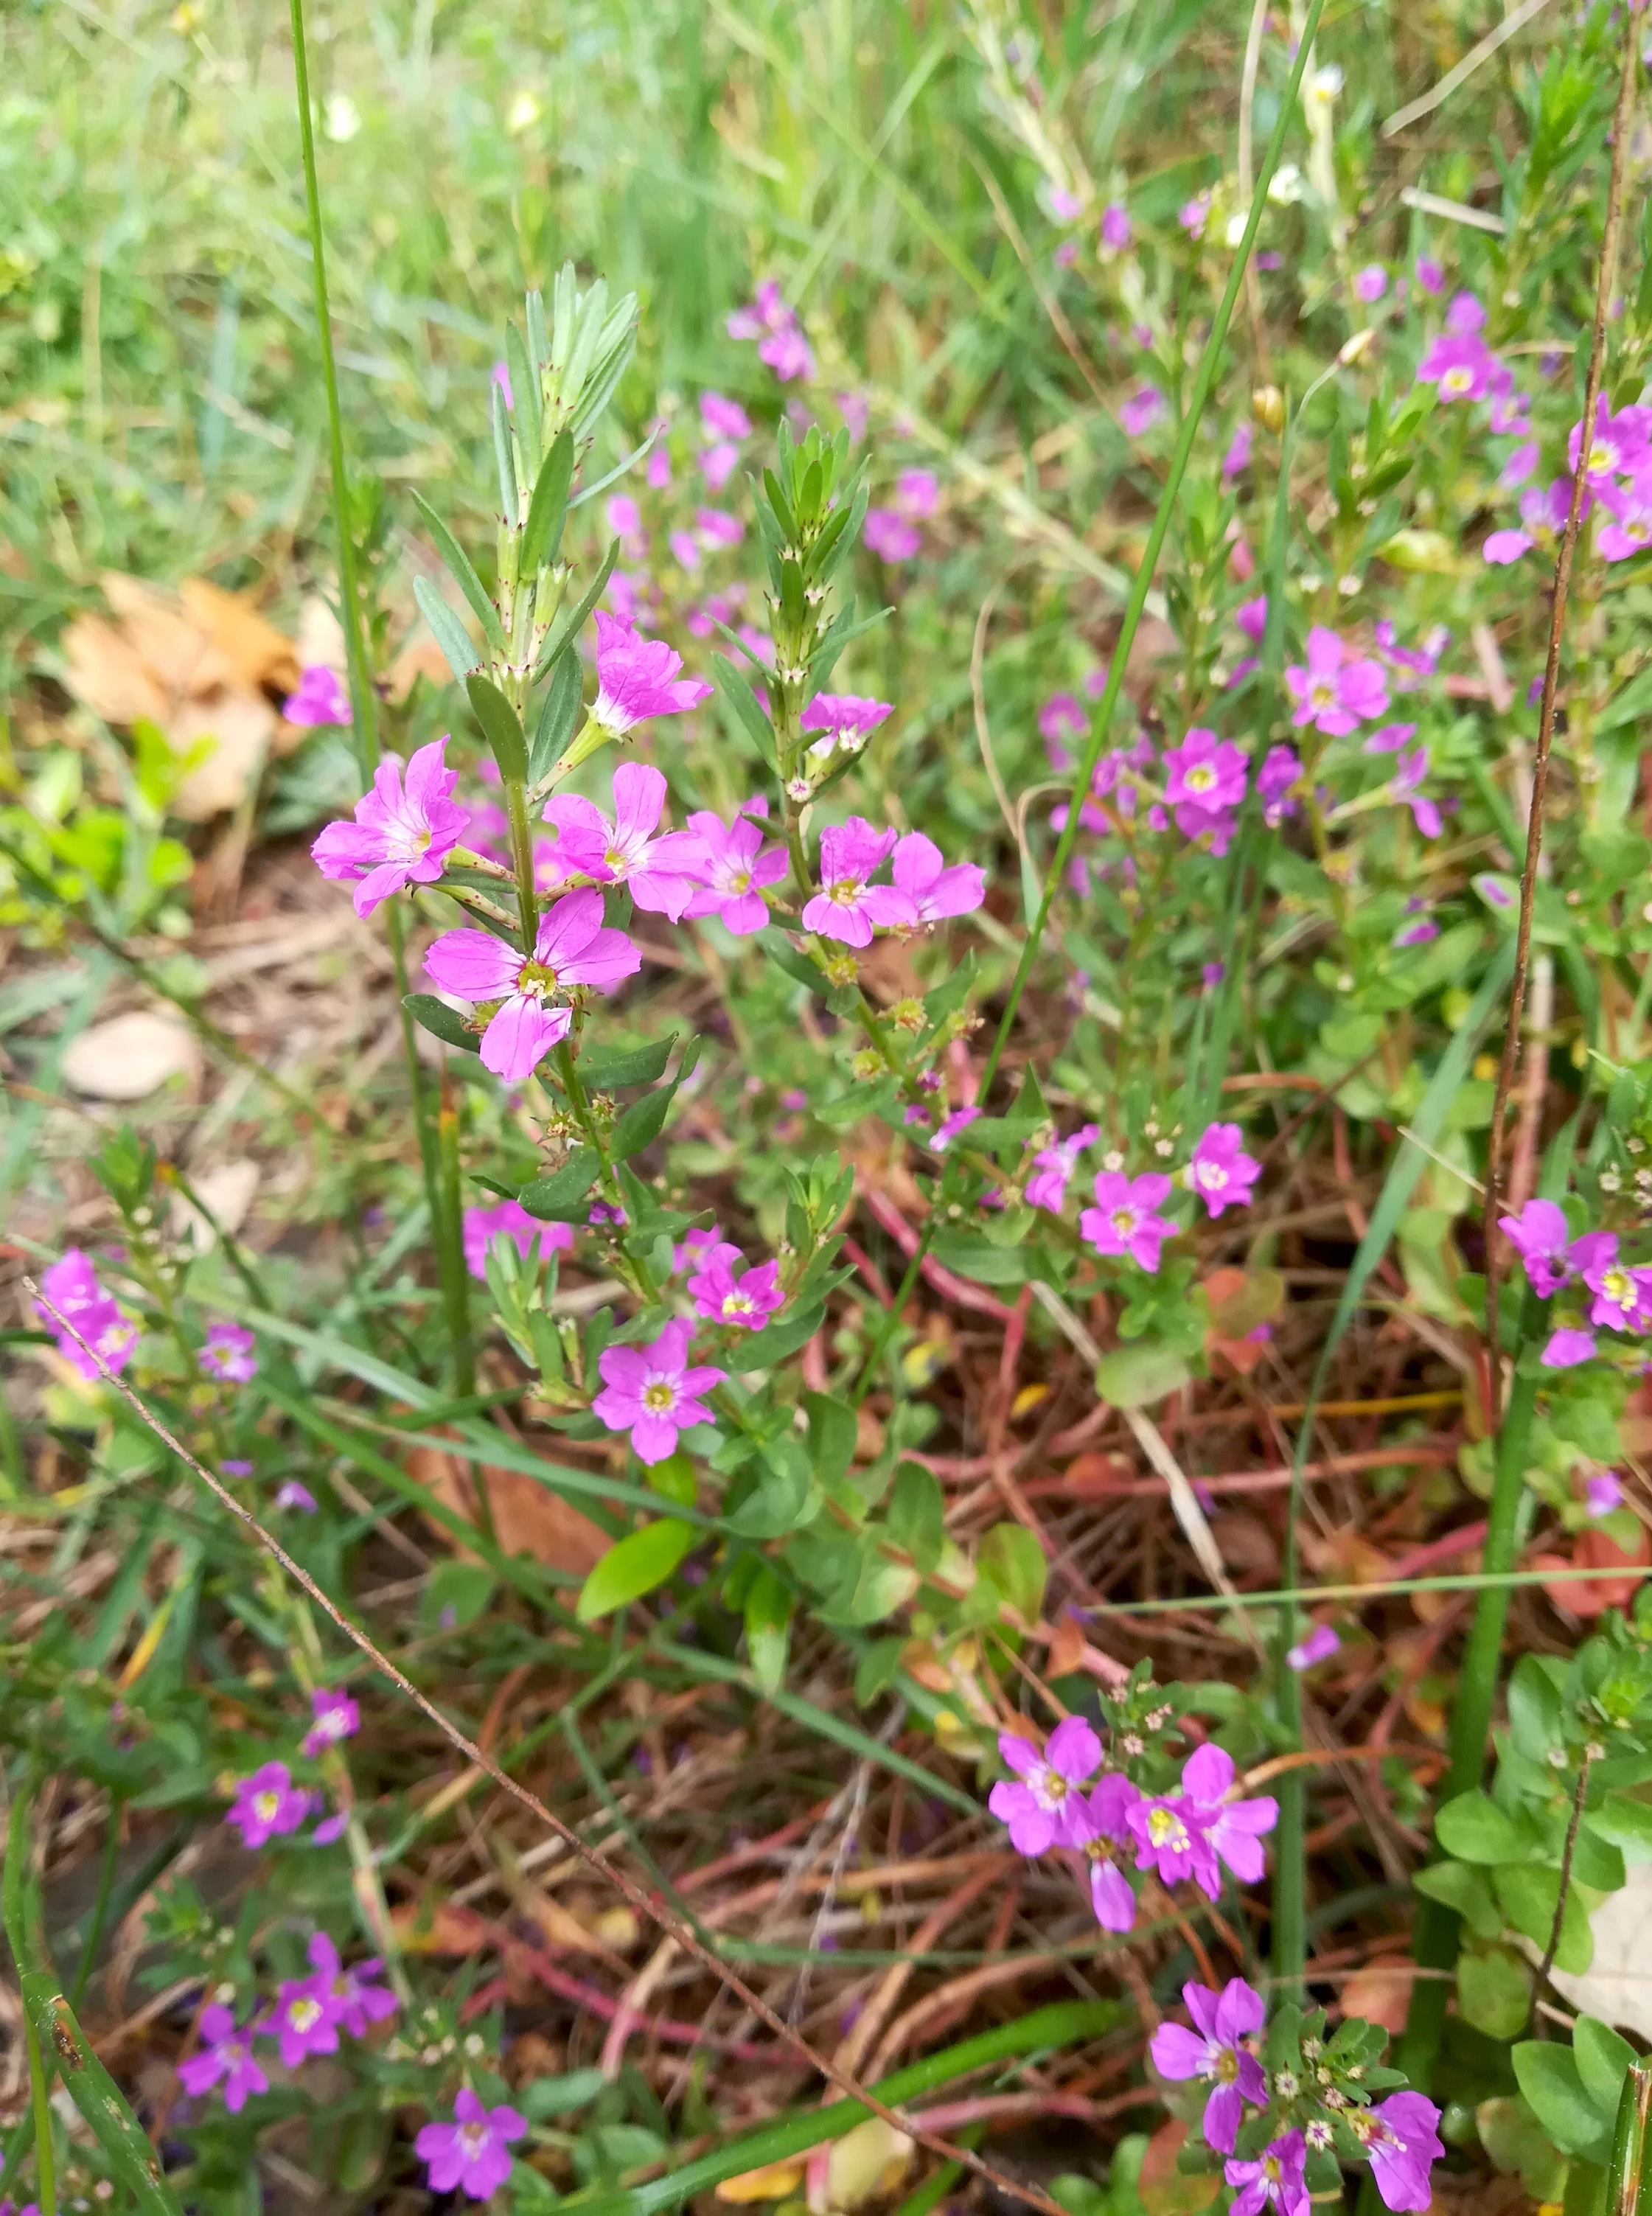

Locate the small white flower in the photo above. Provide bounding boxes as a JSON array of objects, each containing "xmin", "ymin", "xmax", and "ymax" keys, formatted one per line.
[
  {"xmin": 1307, "ymin": 63, "xmax": 1344, "ymax": 106},
  {"xmin": 1267, "ymin": 162, "xmax": 1306, "ymax": 205},
  {"xmin": 323, "ymin": 92, "xmax": 360, "ymax": 142}
]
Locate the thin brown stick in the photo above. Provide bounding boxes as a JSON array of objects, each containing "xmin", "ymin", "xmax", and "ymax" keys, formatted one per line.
[
  {"xmin": 1482, "ymin": 18, "xmax": 1639, "ymax": 1426},
  {"xmin": 1536, "ymin": 1750, "xmax": 1592, "ymax": 2033},
  {"xmin": 28, "ymin": 1281, "xmax": 1073, "ymax": 2216}
]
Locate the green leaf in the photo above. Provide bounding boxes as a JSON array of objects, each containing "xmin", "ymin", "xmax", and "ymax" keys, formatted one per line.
[
  {"xmin": 1573, "ymin": 2016, "xmax": 1637, "ymax": 2120},
  {"xmin": 520, "ymin": 431, "xmax": 575, "ymax": 576},
  {"xmin": 575, "ymin": 1520, "xmax": 696, "ymax": 1621},
  {"xmin": 519, "ymin": 1150, "xmax": 602, "ymax": 1221},
  {"xmin": 612, "ymin": 1086, "xmax": 677, "ymax": 1160},
  {"xmin": 412, "ymin": 489, "xmax": 506, "ymax": 650},
  {"xmin": 1494, "ymin": 1865, "xmax": 1593, "ymax": 1973},
  {"xmin": 743, "ymin": 1566, "xmax": 792, "ymax": 1694},
  {"xmin": 1585, "ymin": 1791, "xmax": 1652, "ymax": 1861},
  {"xmin": 725, "ymin": 1436, "xmax": 813, "ymax": 1539},
  {"xmin": 506, "ymin": 321, "xmax": 541, "ymax": 461},
  {"xmin": 1513, "ymin": 2043, "xmax": 1614, "ymax": 2162},
  {"xmin": 1436, "ymin": 1788, "xmax": 1533, "ymax": 1864},
  {"xmin": 745, "ymin": 1302, "xmax": 826, "ymax": 1367},
  {"xmin": 979, "ymin": 1524, "xmax": 1047, "ymax": 1625},
  {"xmin": 854, "ymin": 1635, "xmax": 904, "ymax": 1707},
  {"xmin": 402, "ymin": 993, "xmax": 481, "ymax": 1054},
  {"xmin": 421, "ymin": 1558, "xmax": 496, "ymax": 1631},
  {"xmin": 886, "ymin": 1463, "xmax": 945, "ymax": 1574},
  {"xmin": 760, "ymin": 929, "xmax": 827, "ymax": 998},
  {"xmin": 805, "ymin": 1393, "xmax": 857, "ymax": 1486},
  {"xmin": 1095, "ymin": 1343, "xmax": 1191, "ymax": 1410},
  {"xmin": 466, "ymin": 672, "xmax": 528, "ymax": 785},
  {"xmin": 1413, "ymin": 1858, "xmax": 1503, "ymax": 1940},
  {"xmin": 412, "ymin": 574, "xmax": 481, "ymax": 683},
  {"xmin": 1508, "ymin": 1656, "xmax": 1566, "ymax": 1763},
  {"xmin": 529, "ymin": 648, "xmax": 585, "ymax": 782},
  {"xmin": 1457, "ymin": 1947, "xmax": 1532, "ymax": 2038},
  {"xmin": 929, "ymin": 1230, "xmax": 1028, "ymax": 1286},
  {"xmin": 581, "ymin": 1035, "xmax": 677, "ymax": 1089},
  {"xmin": 1569, "ymin": 1823, "xmax": 1625, "ymax": 1894}
]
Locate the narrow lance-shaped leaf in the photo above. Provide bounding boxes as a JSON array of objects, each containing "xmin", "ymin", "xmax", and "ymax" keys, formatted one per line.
[
  {"xmin": 411, "ymin": 490, "xmax": 506, "ymax": 651},
  {"xmin": 466, "ymin": 672, "xmax": 528, "ymax": 786},
  {"xmin": 413, "ymin": 575, "xmax": 481, "ymax": 683}
]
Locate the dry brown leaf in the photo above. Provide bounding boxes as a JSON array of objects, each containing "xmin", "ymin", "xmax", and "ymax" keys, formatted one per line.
[
  {"xmin": 296, "ymin": 592, "xmax": 348, "ymax": 675},
  {"xmin": 1045, "ymin": 1609, "xmax": 1087, "ymax": 1678},
  {"xmin": 1339, "ymin": 1955, "xmax": 1415, "ymax": 2032},
  {"xmin": 391, "ymin": 1898, "xmax": 490, "ymax": 1954},
  {"xmin": 168, "ymin": 687, "xmax": 279, "ymax": 820},
  {"xmin": 389, "ymin": 631, "xmax": 459, "ymax": 701},
  {"xmin": 179, "ymin": 577, "xmax": 300, "ymax": 692},
  {"xmin": 60, "ymin": 615, "xmax": 168, "ymax": 725},
  {"xmin": 717, "ymin": 2161, "xmax": 806, "ymax": 2205},
  {"xmin": 60, "ymin": 1010, "xmax": 201, "ymax": 1101},
  {"xmin": 1534, "ymin": 1526, "xmax": 1652, "ymax": 1620},
  {"xmin": 405, "ymin": 1441, "xmax": 611, "ymax": 1574}
]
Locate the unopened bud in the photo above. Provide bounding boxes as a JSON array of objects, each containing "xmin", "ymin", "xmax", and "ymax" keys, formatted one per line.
[{"xmin": 1252, "ymin": 383, "xmax": 1286, "ymax": 431}]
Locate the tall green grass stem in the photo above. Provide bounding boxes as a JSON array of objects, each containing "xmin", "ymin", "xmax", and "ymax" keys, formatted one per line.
[{"xmin": 287, "ymin": 0, "xmax": 463, "ymax": 1376}]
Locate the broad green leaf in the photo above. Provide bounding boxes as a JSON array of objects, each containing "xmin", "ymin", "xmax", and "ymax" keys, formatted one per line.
[
  {"xmin": 1095, "ymin": 1343, "xmax": 1191, "ymax": 1410},
  {"xmin": 743, "ymin": 1302, "xmax": 826, "ymax": 1367},
  {"xmin": 1569, "ymin": 1823, "xmax": 1625, "ymax": 1894},
  {"xmin": 805, "ymin": 1392, "xmax": 857, "ymax": 1486},
  {"xmin": 725, "ymin": 1438, "xmax": 813, "ymax": 1540},
  {"xmin": 1435, "ymin": 1788, "xmax": 1534, "ymax": 1865},
  {"xmin": 1513, "ymin": 2043, "xmax": 1613, "ymax": 2163},
  {"xmin": 519, "ymin": 1151, "xmax": 602, "ymax": 1221},
  {"xmin": 582, "ymin": 1035, "xmax": 677, "ymax": 1089},
  {"xmin": 1413, "ymin": 1858, "xmax": 1504, "ymax": 1940},
  {"xmin": 929, "ymin": 1230, "xmax": 1029, "ymax": 1286},
  {"xmin": 1495, "ymin": 1864, "xmax": 1593, "ymax": 1973},
  {"xmin": 979, "ymin": 1523, "xmax": 1047, "ymax": 1626},
  {"xmin": 886, "ymin": 1463, "xmax": 944, "ymax": 1574},
  {"xmin": 1476, "ymin": 2095, "xmax": 1570, "ymax": 2200},
  {"xmin": 402, "ymin": 993, "xmax": 481, "ymax": 1054},
  {"xmin": 743, "ymin": 1566, "xmax": 792, "ymax": 1694},
  {"xmin": 1507, "ymin": 1655, "xmax": 1566, "ymax": 1763},
  {"xmin": 1584, "ymin": 1791, "xmax": 1652, "ymax": 1862},
  {"xmin": 612, "ymin": 1085, "xmax": 676, "ymax": 1160},
  {"xmin": 1457, "ymin": 1947, "xmax": 1531, "ymax": 2039},
  {"xmin": 575, "ymin": 1519, "xmax": 695, "ymax": 1621},
  {"xmin": 1573, "ymin": 2015, "xmax": 1637, "ymax": 2120}
]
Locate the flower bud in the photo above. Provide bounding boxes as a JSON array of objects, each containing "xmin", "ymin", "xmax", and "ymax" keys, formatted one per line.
[{"xmin": 1252, "ymin": 384, "xmax": 1286, "ymax": 431}]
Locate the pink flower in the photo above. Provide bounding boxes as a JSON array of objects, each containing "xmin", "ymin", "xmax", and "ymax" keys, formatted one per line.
[
  {"xmin": 987, "ymin": 1718, "xmax": 1102, "ymax": 1854},
  {"xmin": 1390, "ymin": 746, "xmax": 1442, "ymax": 838},
  {"xmin": 284, "ymin": 664, "xmax": 352, "ymax": 728},
  {"xmin": 1287, "ymin": 1623, "xmax": 1339, "ymax": 1670},
  {"xmin": 462, "ymin": 1200, "xmax": 574, "ymax": 1281},
  {"xmin": 1352, "ymin": 2094, "xmax": 1444, "ymax": 2213},
  {"xmin": 1586, "ymin": 1471, "xmax": 1625, "ymax": 1516},
  {"xmin": 892, "ymin": 832, "xmax": 985, "ymax": 923},
  {"xmin": 895, "ymin": 470, "xmax": 939, "ymax": 519},
  {"xmin": 1569, "ymin": 397, "xmax": 1652, "ymax": 485},
  {"xmin": 1500, "ymin": 439, "xmax": 1539, "ymax": 489},
  {"xmin": 1150, "ymin": 1978, "xmax": 1267, "ymax": 2153},
  {"xmin": 1286, "ymin": 628, "xmax": 1390, "ymax": 735},
  {"xmin": 1126, "ymin": 1791, "xmax": 1212, "ymax": 1890},
  {"xmin": 695, "ymin": 506, "xmax": 745, "ymax": 549},
  {"xmin": 647, "ymin": 446, "xmax": 672, "ymax": 489},
  {"xmin": 864, "ymin": 509, "xmax": 921, "ymax": 560},
  {"xmin": 491, "ymin": 360, "xmax": 513, "ymax": 408},
  {"xmin": 670, "ymin": 529, "xmax": 702, "ymax": 572},
  {"xmin": 1070, "ymin": 1773, "xmax": 1142, "ymax": 1930},
  {"xmin": 1222, "ymin": 422, "xmax": 1254, "ymax": 480},
  {"xmin": 1235, "ymin": 596, "xmax": 1268, "ymax": 644},
  {"xmin": 35, "ymin": 1250, "xmax": 138, "ymax": 1381},
  {"xmin": 1498, "ymin": 1198, "xmax": 1574, "ymax": 1295},
  {"xmin": 1572, "ymin": 1231, "xmax": 1652, "ymax": 1331},
  {"xmin": 1080, "ymin": 1171, "xmax": 1177, "ymax": 1272},
  {"xmin": 700, "ymin": 391, "xmax": 753, "ymax": 442},
  {"xmin": 301, "ymin": 1688, "xmax": 360, "ymax": 1759},
  {"xmin": 760, "ymin": 326, "xmax": 816, "ymax": 381},
  {"xmin": 688, "ymin": 1250, "xmax": 784, "ymax": 1331},
  {"xmin": 1353, "ymin": 265, "xmax": 1387, "ymax": 303},
  {"xmin": 1163, "ymin": 728, "xmax": 1247, "ymax": 813},
  {"xmin": 1179, "ymin": 192, "xmax": 1211, "ymax": 238},
  {"xmin": 1364, "ymin": 721, "xmax": 1418, "ymax": 755},
  {"xmin": 801, "ymin": 818, "xmax": 917, "ymax": 947},
  {"xmin": 1415, "ymin": 256, "xmax": 1445, "ymax": 295},
  {"xmin": 930, "ymin": 1105, "xmax": 983, "ymax": 1154},
  {"xmin": 700, "ymin": 441, "xmax": 740, "ymax": 491},
  {"xmin": 1039, "ymin": 691, "xmax": 1086, "ymax": 767},
  {"xmin": 1258, "ymin": 745, "xmax": 1302, "ymax": 826},
  {"xmin": 269, "ymin": 1971, "xmax": 344, "ymax": 2068},
  {"xmin": 1179, "ymin": 1742, "xmax": 1278, "ymax": 1888},
  {"xmin": 1226, "ymin": 2132, "xmax": 1308, "ymax": 2216},
  {"xmin": 801, "ymin": 692, "xmax": 893, "ymax": 759},
  {"xmin": 590, "ymin": 613, "xmax": 713, "ymax": 734},
  {"xmin": 276, "ymin": 1480, "xmax": 318, "ymax": 1513},
  {"xmin": 200, "ymin": 1323, "xmax": 257, "ymax": 1383},
  {"xmin": 1101, "ymin": 202, "xmax": 1132, "ymax": 250},
  {"xmin": 415, "ymin": 2090, "xmax": 529, "ymax": 2201},
  {"xmin": 591, "ymin": 1317, "xmax": 728, "ymax": 1465},
  {"xmin": 604, "ymin": 494, "xmax": 646, "ymax": 556},
  {"xmin": 1416, "ymin": 331, "xmax": 1496, "ymax": 402},
  {"xmin": 305, "ymin": 1932, "xmax": 398, "ymax": 2038},
  {"xmin": 1598, "ymin": 471, "xmax": 1652, "ymax": 562},
  {"xmin": 311, "ymin": 739, "xmax": 470, "ymax": 918},
  {"xmin": 1188, "ymin": 1124, "xmax": 1259, "ymax": 1218},
  {"xmin": 542, "ymin": 763, "xmax": 707, "ymax": 920},
  {"xmin": 178, "ymin": 2005, "xmax": 268, "ymax": 2113},
  {"xmin": 226, "ymin": 1762, "xmax": 312, "ymax": 1850},
  {"xmin": 1542, "ymin": 1328, "xmax": 1597, "ymax": 1368},
  {"xmin": 681, "ymin": 809, "xmax": 788, "ymax": 935},
  {"xmin": 1395, "ymin": 913, "xmax": 1438, "ymax": 947},
  {"xmin": 1025, "ymin": 1123, "xmax": 1098, "ymax": 1213},
  {"xmin": 424, "ymin": 888, "xmax": 642, "ymax": 1083},
  {"xmin": 1484, "ymin": 526, "xmax": 1536, "ymax": 565},
  {"xmin": 1120, "ymin": 385, "xmax": 1168, "ymax": 437}
]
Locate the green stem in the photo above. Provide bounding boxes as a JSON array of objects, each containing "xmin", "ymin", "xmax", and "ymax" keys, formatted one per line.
[
  {"xmin": 68, "ymin": 1798, "xmax": 124, "ymax": 2010},
  {"xmin": 436, "ymin": 1063, "xmax": 478, "ymax": 1407},
  {"xmin": 567, "ymin": 2001, "xmax": 1118, "ymax": 2216},
  {"xmin": 24, "ymin": 2010, "xmax": 55, "ymax": 2216},
  {"xmin": 501, "ymin": 773, "xmax": 540, "ymax": 951},
  {"xmin": 287, "ymin": 0, "xmax": 459, "ymax": 1370},
  {"xmin": 1395, "ymin": 1307, "xmax": 1541, "ymax": 2091}
]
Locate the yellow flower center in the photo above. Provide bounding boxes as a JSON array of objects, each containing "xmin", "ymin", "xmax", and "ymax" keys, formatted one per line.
[
  {"xmin": 253, "ymin": 1792, "xmax": 279, "ymax": 1821},
  {"xmin": 1147, "ymin": 1805, "xmax": 1187, "ymax": 1847},
  {"xmin": 290, "ymin": 1999, "xmax": 321, "ymax": 2032},
  {"xmin": 1441, "ymin": 366, "xmax": 1474, "ymax": 396},
  {"xmin": 642, "ymin": 1381, "xmax": 676, "ymax": 1412},
  {"xmin": 1186, "ymin": 764, "xmax": 1216, "ymax": 792}
]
